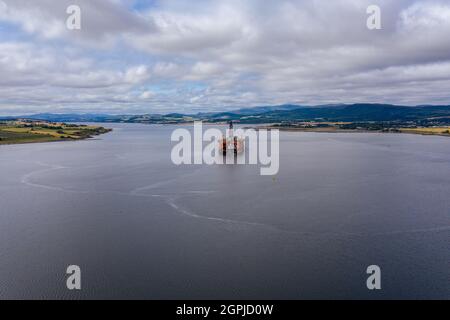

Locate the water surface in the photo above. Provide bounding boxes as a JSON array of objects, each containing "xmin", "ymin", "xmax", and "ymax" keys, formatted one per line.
[{"xmin": 0, "ymin": 124, "xmax": 448, "ymax": 299}]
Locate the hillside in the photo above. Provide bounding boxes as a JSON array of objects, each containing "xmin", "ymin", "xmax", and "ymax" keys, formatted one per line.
[{"xmin": 2, "ymin": 104, "xmax": 450, "ymax": 124}]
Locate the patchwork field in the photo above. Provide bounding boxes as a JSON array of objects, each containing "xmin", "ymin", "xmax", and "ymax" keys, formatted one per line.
[
  {"xmin": 399, "ymin": 127, "xmax": 450, "ymax": 136},
  {"xmin": 0, "ymin": 121, "xmax": 112, "ymax": 145}
]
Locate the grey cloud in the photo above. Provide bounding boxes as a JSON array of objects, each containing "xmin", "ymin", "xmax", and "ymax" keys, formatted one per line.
[
  {"xmin": 0, "ymin": 0, "xmax": 153, "ymax": 44},
  {"xmin": 0, "ymin": 0, "xmax": 450, "ymax": 114}
]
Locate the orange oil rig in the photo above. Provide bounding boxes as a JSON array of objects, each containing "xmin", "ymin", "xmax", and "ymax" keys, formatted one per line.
[{"xmin": 219, "ymin": 121, "xmax": 245, "ymax": 155}]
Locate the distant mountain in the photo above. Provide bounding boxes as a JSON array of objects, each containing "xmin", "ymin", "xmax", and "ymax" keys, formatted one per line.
[
  {"xmin": 201, "ymin": 104, "xmax": 450, "ymax": 123},
  {"xmin": 230, "ymin": 104, "xmax": 309, "ymax": 115},
  {"xmin": 252, "ymin": 104, "xmax": 450, "ymax": 122},
  {"xmin": 2, "ymin": 104, "xmax": 450, "ymax": 124},
  {"xmin": 0, "ymin": 113, "xmax": 117, "ymax": 122}
]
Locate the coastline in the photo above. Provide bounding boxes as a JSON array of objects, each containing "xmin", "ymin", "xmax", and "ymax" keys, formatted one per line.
[
  {"xmin": 0, "ymin": 121, "xmax": 112, "ymax": 146},
  {"xmin": 252, "ymin": 125, "xmax": 450, "ymax": 138},
  {"xmin": 0, "ymin": 135, "xmax": 110, "ymax": 146}
]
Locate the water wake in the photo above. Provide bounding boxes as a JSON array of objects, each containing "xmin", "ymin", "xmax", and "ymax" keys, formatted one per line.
[{"xmin": 18, "ymin": 161, "xmax": 450, "ymax": 238}]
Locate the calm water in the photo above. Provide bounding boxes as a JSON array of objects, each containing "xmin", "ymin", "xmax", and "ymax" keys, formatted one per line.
[{"xmin": 0, "ymin": 123, "xmax": 449, "ymax": 299}]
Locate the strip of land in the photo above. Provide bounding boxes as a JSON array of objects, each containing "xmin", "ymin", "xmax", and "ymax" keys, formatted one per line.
[
  {"xmin": 255, "ymin": 122, "xmax": 450, "ymax": 137},
  {"xmin": 0, "ymin": 120, "xmax": 112, "ymax": 145}
]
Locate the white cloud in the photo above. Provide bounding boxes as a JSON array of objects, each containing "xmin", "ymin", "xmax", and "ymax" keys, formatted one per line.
[
  {"xmin": 140, "ymin": 90, "xmax": 155, "ymax": 100},
  {"xmin": 400, "ymin": 2, "xmax": 450, "ymax": 30},
  {"xmin": 125, "ymin": 65, "xmax": 150, "ymax": 84},
  {"xmin": 0, "ymin": 0, "xmax": 450, "ymax": 114}
]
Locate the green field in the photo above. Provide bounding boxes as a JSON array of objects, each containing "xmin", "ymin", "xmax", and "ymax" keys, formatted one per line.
[
  {"xmin": 0, "ymin": 121, "xmax": 112, "ymax": 145},
  {"xmin": 399, "ymin": 127, "xmax": 450, "ymax": 136}
]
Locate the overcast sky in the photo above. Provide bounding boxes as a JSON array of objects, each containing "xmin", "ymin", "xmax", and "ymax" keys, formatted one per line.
[{"xmin": 0, "ymin": 0, "xmax": 449, "ymax": 115}]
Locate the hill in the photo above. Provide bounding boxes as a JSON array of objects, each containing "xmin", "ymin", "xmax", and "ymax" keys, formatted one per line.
[{"xmin": 2, "ymin": 104, "xmax": 450, "ymax": 124}]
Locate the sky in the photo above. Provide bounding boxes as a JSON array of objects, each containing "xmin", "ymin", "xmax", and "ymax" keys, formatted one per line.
[{"xmin": 0, "ymin": 0, "xmax": 450, "ymax": 115}]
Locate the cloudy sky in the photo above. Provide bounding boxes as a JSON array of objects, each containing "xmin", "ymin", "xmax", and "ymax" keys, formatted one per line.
[{"xmin": 0, "ymin": 0, "xmax": 449, "ymax": 115}]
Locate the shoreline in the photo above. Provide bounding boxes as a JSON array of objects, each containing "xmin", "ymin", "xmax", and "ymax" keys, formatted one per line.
[
  {"xmin": 0, "ymin": 135, "xmax": 109, "ymax": 146},
  {"xmin": 252, "ymin": 125, "xmax": 450, "ymax": 138},
  {"xmin": 2, "ymin": 121, "xmax": 450, "ymax": 145},
  {"xmin": 0, "ymin": 121, "xmax": 112, "ymax": 146}
]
